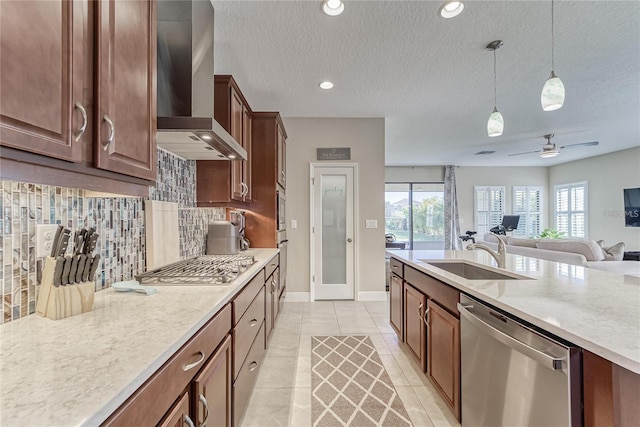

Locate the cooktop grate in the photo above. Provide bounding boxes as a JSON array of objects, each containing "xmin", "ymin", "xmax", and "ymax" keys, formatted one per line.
[{"xmin": 136, "ymin": 255, "xmax": 255, "ymax": 285}]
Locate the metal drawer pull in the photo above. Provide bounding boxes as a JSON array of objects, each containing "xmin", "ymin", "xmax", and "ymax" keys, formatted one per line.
[
  {"xmin": 271, "ymin": 280, "xmax": 277, "ymax": 291},
  {"xmin": 392, "ymin": 265, "xmax": 399, "ymax": 269},
  {"xmin": 250, "ymin": 318, "xmax": 258, "ymax": 327},
  {"xmin": 182, "ymin": 351, "xmax": 205, "ymax": 371},
  {"xmin": 249, "ymin": 361, "xmax": 258, "ymax": 371},
  {"xmin": 199, "ymin": 394, "xmax": 209, "ymax": 426},
  {"xmin": 102, "ymin": 114, "xmax": 115, "ymax": 150},
  {"xmin": 184, "ymin": 415, "xmax": 195, "ymax": 427},
  {"xmin": 74, "ymin": 102, "xmax": 87, "ymax": 141},
  {"xmin": 417, "ymin": 302, "xmax": 423, "ymax": 317},
  {"xmin": 423, "ymin": 307, "xmax": 430, "ymax": 327}
]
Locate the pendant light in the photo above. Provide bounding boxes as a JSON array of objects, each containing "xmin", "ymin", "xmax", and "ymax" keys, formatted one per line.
[
  {"xmin": 541, "ymin": 0, "xmax": 565, "ymax": 111},
  {"xmin": 487, "ymin": 40, "xmax": 504, "ymax": 137}
]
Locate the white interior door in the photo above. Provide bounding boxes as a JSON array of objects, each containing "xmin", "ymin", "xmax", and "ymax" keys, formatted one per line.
[{"xmin": 311, "ymin": 164, "xmax": 356, "ymax": 300}]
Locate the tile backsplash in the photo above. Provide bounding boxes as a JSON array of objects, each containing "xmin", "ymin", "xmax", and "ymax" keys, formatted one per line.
[{"xmin": 0, "ymin": 148, "xmax": 224, "ymax": 323}]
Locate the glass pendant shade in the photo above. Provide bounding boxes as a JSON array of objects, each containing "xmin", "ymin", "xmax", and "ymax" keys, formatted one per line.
[
  {"xmin": 487, "ymin": 107, "xmax": 504, "ymax": 137},
  {"xmin": 539, "ymin": 149, "xmax": 559, "ymax": 158},
  {"xmin": 541, "ymin": 71, "xmax": 565, "ymax": 111}
]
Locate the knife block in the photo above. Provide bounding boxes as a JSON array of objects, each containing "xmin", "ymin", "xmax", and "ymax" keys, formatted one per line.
[{"xmin": 36, "ymin": 256, "xmax": 95, "ymax": 320}]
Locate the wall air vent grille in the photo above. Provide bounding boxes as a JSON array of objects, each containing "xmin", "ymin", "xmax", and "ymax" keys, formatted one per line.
[{"xmin": 475, "ymin": 150, "xmax": 496, "ymax": 155}]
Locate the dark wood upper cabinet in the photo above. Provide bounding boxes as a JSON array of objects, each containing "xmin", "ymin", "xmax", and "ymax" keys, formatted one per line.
[
  {"xmin": 277, "ymin": 124, "xmax": 286, "ymax": 189},
  {"xmin": 94, "ymin": 0, "xmax": 157, "ymax": 181},
  {"xmin": 197, "ymin": 75, "xmax": 252, "ymax": 205},
  {"xmin": 0, "ymin": 0, "xmax": 86, "ymax": 162}
]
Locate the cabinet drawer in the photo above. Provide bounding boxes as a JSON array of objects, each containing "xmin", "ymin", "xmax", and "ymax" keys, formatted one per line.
[
  {"xmin": 233, "ymin": 322, "xmax": 266, "ymax": 427},
  {"xmin": 265, "ymin": 254, "xmax": 279, "ymax": 280},
  {"xmin": 104, "ymin": 304, "xmax": 232, "ymax": 426},
  {"xmin": 390, "ymin": 258, "xmax": 404, "ymax": 277},
  {"xmin": 405, "ymin": 266, "xmax": 460, "ymax": 315},
  {"xmin": 233, "ymin": 287, "xmax": 265, "ymax": 379},
  {"xmin": 233, "ymin": 270, "xmax": 265, "ymax": 325}
]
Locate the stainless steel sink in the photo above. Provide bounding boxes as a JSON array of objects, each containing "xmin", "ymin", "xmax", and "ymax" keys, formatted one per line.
[{"xmin": 422, "ymin": 261, "xmax": 528, "ymax": 280}]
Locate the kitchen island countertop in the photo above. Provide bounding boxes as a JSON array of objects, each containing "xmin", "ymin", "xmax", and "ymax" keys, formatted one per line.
[
  {"xmin": 0, "ymin": 248, "xmax": 279, "ymax": 427},
  {"xmin": 387, "ymin": 249, "xmax": 640, "ymax": 374}
]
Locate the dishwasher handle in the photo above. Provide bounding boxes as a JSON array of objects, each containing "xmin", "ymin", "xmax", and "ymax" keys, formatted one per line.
[{"xmin": 457, "ymin": 303, "xmax": 564, "ymax": 371}]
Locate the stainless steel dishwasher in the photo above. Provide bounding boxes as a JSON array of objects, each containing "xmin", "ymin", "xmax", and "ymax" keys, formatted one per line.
[{"xmin": 458, "ymin": 295, "xmax": 582, "ymax": 427}]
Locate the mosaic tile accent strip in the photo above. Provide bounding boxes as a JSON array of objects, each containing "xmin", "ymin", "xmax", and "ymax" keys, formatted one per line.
[
  {"xmin": 312, "ymin": 336, "xmax": 412, "ymax": 427},
  {"xmin": 149, "ymin": 148, "xmax": 197, "ymax": 208},
  {"xmin": 1, "ymin": 181, "xmax": 145, "ymax": 324},
  {"xmin": 179, "ymin": 207, "xmax": 226, "ymax": 259},
  {"xmin": 0, "ymin": 147, "xmax": 225, "ymax": 323}
]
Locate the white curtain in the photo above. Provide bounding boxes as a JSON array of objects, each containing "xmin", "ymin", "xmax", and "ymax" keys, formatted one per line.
[{"xmin": 444, "ymin": 165, "xmax": 461, "ymax": 250}]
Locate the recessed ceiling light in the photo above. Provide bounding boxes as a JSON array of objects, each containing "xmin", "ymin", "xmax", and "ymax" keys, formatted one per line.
[
  {"xmin": 439, "ymin": 1, "xmax": 464, "ymax": 18},
  {"xmin": 319, "ymin": 81, "xmax": 334, "ymax": 90},
  {"xmin": 322, "ymin": 0, "xmax": 344, "ymax": 16}
]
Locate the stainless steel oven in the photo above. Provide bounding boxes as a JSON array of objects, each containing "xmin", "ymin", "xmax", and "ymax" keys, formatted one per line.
[{"xmin": 277, "ymin": 191, "xmax": 286, "ymax": 231}]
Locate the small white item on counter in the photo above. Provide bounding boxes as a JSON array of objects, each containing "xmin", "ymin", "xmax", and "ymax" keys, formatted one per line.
[{"xmin": 112, "ymin": 280, "xmax": 157, "ymax": 296}]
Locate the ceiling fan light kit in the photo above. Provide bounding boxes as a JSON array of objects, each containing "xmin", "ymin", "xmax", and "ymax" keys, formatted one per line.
[
  {"xmin": 541, "ymin": 0, "xmax": 565, "ymax": 111},
  {"xmin": 439, "ymin": 1, "xmax": 465, "ymax": 18},
  {"xmin": 487, "ymin": 40, "xmax": 504, "ymax": 137}
]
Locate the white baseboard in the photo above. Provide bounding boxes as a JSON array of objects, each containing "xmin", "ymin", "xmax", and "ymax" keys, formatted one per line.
[
  {"xmin": 284, "ymin": 292, "xmax": 310, "ymax": 302},
  {"xmin": 357, "ymin": 291, "xmax": 388, "ymax": 301}
]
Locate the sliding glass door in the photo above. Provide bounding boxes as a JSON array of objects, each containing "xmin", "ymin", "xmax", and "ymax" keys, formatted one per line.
[{"xmin": 385, "ymin": 183, "xmax": 445, "ymax": 250}]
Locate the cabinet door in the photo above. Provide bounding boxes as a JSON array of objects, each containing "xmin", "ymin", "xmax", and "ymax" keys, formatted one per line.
[
  {"xmin": 230, "ymin": 88, "xmax": 244, "ymax": 201},
  {"xmin": 158, "ymin": 392, "xmax": 194, "ymax": 427},
  {"xmin": 404, "ymin": 283, "xmax": 426, "ymax": 371},
  {"xmin": 277, "ymin": 124, "xmax": 286, "ymax": 189},
  {"xmin": 426, "ymin": 300, "xmax": 460, "ymax": 421},
  {"xmin": 390, "ymin": 274, "xmax": 403, "ymax": 340},
  {"xmin": 0, "ymin": 0, "xmax": 85, "ymax": 162},
  {"xmin": 242, "ymin": 106, "xmax": 252, "ymax": 202},
  {"xmin": 95, "ymin": 0, "xmax": 156, "ymax": 181},
  {"xmin": 193, "ymin": 335, "xmax": 232, "ymax": 427}
]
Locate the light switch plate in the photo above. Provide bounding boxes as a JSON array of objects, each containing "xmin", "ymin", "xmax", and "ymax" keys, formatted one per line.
[
  {"xmin": 290, "ymin": 219, "xmax": 297, "ymax": 229},
  {"xmin": 36, "ymin": 224, "xmax": 59, "ymax": 258},
  {"xmin": 365, "ymin": 220, "xmax": 378, "ymax": 229}
]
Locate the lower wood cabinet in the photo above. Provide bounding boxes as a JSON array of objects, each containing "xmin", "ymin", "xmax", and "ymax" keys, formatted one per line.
[
  {"xmin": 233, "ymin": 322, "xmax": 266, "ymax": 427},
  {"xmin": 390, "ymin": 273, "xmax": 403, "ymax": 340},
  {"xmin": 426, "ymin": 300, "xmax": 460, "ymax": 420},
  {"xmin": 193, "ymin": 335, "xmax": 233, "ymax": 427},
  {"xmin": 404, "ymin": 283, "xmax": 427, "ymax": 371},
  {"xmin": 158, "ymin": 392, "xmax": 193, "ymax": 427}
]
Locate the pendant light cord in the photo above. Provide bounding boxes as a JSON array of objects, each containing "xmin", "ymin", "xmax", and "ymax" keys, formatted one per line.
[
  {"xmin": 551, "ymin": 0, "xmax": 555, "ymax": 70},
  {"xmin": 493, "ymin": 48, "xmax": 497, "ymax": 107}
]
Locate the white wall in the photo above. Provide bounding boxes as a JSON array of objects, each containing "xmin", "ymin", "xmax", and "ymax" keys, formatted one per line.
[
  {"xmin": 455, "ymin": 167, "xmax": 549, "ymax": 233},
  {"xmin": 283, "ymin": 118, "xmax": 386, "ymax": 298},
  {"xmin": 549, "ymin": 147, "xmax": 640, "ymax": 248},
  {"xmin": 385, "ymin": 166, "xmax": 444, "ymax": 182}
]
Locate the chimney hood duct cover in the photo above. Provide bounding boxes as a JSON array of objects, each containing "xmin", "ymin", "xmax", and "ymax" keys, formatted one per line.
[{"xmin": 156, "ymin": 0, "xmax": 246, "ymax": 161}]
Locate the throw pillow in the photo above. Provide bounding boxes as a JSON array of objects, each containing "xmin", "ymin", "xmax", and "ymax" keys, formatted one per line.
[{"xmin": 601, "ymin": 241, "xmax": 625, "ymax": 261}]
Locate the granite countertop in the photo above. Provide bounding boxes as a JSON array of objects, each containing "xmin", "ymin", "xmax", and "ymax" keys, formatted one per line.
[
  {"xmin": 0, "ymin": 248, "xmax": 279, "ymax": 427},
  {"xmin": 387, "ymin": 249, "xmax": 640, "ymax": 374}
]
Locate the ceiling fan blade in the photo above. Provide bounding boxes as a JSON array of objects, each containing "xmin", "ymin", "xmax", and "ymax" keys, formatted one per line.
[
  {"xmin": 559, "ymin": 141, "xmax": 599, "ymax": 149},
  {"xmin": 508, "ymin": 150, "xmax": 541, "ymax": 157}
]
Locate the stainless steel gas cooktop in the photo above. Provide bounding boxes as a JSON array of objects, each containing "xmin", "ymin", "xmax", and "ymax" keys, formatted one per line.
[{"xmin": 136, "ymin": 255, "xmax": 255, "ymax": 285}]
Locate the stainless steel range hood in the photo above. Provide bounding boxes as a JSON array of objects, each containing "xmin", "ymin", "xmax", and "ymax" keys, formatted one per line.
[{"xmin": 156, "ymin": 0, "xmax": 246, "ymax": 160}]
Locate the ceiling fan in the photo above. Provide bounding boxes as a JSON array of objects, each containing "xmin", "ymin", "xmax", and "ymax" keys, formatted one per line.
[{"xmin": 508, "ymin": 134, "xmax": 599, "ymax": 158}]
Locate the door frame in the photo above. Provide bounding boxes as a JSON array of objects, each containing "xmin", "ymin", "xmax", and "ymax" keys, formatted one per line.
[{"xmin": 309, "ymin": 162, "xmax": 359, "ymax": 301}]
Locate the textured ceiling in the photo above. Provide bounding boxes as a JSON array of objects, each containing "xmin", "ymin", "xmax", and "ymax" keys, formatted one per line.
[{"xmin": 212, "ymin": 1, "xmax": 640, "ymax": 166}]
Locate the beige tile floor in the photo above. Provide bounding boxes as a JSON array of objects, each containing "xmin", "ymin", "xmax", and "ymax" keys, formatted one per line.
[{"xmin": 240, "ymin": 300, "xmax": 461, "ymax": 427}]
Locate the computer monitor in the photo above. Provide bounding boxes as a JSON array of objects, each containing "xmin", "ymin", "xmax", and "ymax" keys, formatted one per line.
[{"xmin": 501, "ymin": 215, "xmax": 520, "ymax": 231}]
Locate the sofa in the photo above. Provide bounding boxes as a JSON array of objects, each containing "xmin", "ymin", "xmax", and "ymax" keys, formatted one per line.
[{"xmin": 479, "ymin": 233, "xmax": 640, "ymax": 277}]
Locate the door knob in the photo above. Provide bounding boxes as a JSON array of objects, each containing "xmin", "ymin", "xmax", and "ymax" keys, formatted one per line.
[{"xmin": 347, "ymin": 238, "xmax": 353, "ymax": 243}]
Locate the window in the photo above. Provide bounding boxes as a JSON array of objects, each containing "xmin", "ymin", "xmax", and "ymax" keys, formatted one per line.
[
  {"xmin": 474, "ymin": 186, "xmax": 505, "ymax": 235},
  {"xmin": 512, "ymin": 186, "xmax": 543, "ymax": 237},
  {"xmin": 554, "ymin": 182, "xmax": 588, "ymax": 238},
  {"xmin": 385, "ymin": 183, "xmax": 444, "ymax": 250}
]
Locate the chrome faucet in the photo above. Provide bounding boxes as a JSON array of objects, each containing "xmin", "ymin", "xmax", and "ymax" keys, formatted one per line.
[{"xmin": 466, "ymin": 237, "xmax": 506, "ymax": 268}]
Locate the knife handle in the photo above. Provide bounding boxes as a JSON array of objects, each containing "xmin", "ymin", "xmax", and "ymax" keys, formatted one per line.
[
  {"xmin": 68, "ymin": 255, "xmax": 79, "ymax": 284},
  {"xmin": 82, "ymin": 255, "xmax": 92, "ymax": 282},
  {"xmin": 75, "ymin": 255, "xmax": 87, "ymax": 283},
  {"xmin": 87, "ymin": 254, "xmax": 101, "ymax": 282},
  {"xmin": 53, "ymin": 257, "xmax": 65, "ymax": 287},
  {"xmin": 61, "ymin": 255, "xmax": 72, "ymax": 286}
]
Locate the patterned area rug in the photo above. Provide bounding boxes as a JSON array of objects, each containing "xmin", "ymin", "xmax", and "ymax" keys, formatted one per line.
[{"xmin": 311, "ymin": 336, "xmax": 412, "ymax": 426}]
